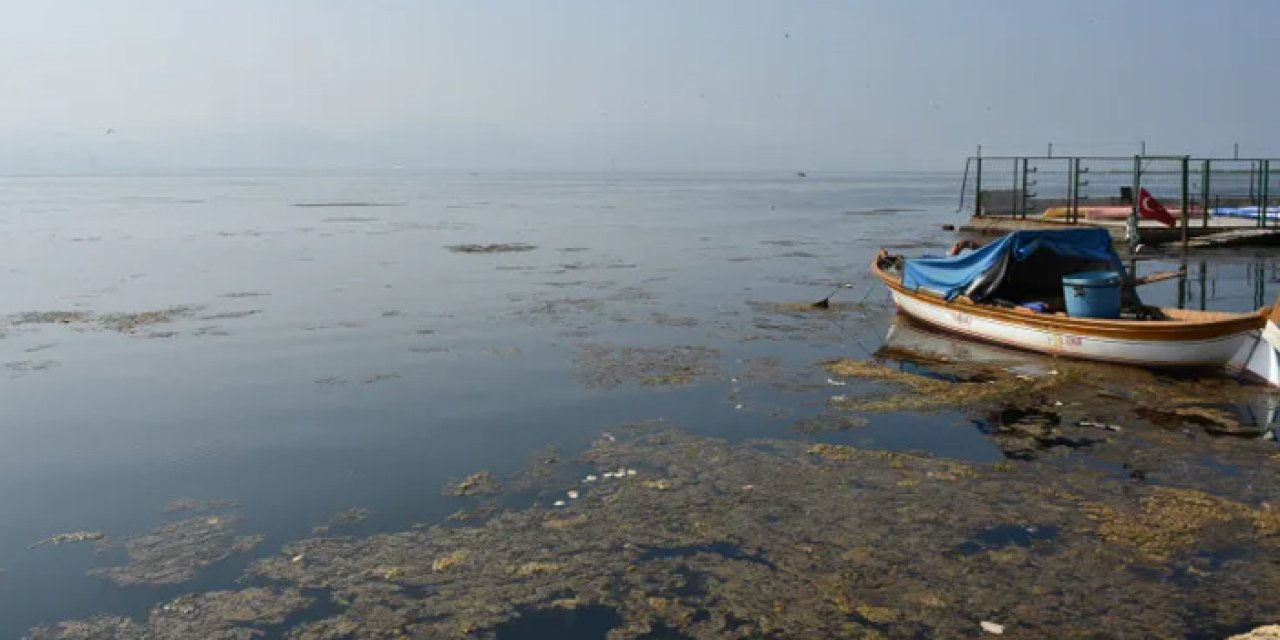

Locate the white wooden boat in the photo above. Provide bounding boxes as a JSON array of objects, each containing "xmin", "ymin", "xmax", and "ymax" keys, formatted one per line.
[{"xmin": 871, "ymin": 229, "xmax": 1280, "ymax": 385}]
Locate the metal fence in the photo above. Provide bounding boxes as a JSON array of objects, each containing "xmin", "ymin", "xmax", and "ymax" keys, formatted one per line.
[{"xmin": 960, "ymin": 155, "xmax": 1278, "ymax": 237}]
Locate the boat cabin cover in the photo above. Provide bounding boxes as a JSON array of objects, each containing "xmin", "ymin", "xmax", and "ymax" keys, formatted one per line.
[{"xmin": 901, "ymin": 228, "xmax": 1135, "ymax": 305}]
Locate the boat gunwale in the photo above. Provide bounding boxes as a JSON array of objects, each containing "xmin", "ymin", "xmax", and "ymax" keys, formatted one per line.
[{"xmin": 871, "ymin": 259, "xmax": 1266, "ymax": 341}]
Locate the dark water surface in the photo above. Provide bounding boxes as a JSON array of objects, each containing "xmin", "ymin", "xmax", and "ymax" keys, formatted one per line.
[{"xmin": 1, "ymin": 172, "xmax": 1277, "ymax": 637}]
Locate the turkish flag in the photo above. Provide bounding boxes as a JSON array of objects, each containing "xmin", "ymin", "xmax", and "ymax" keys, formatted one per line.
[{"xmin": 1138, "ymin": 188, "xmax": 1177, "ymax": 227}]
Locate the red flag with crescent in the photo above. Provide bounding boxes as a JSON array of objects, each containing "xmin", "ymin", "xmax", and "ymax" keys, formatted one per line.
[{"xmin": 1138, "ymin": 188, "xmax": 1177, "ymax": 227}]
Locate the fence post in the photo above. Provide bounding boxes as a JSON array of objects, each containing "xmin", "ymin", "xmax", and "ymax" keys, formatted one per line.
[
  {"xmin": 974, "ymin": 158, "xmax": 983, "ymax": 216},
  {"xmin": 1255, "ymin": 161, "xmax": 1263, "ymax": 228},
  {"xmin": 1180, "ymin": 156, "xmax": 1189, "ymax": 247},
  {"xmin": 1012, "ymin": 159, "xmax": 1020, "ymax": 218},
  {"xmin": 1069, "ymin": 158, "xmax": 1078, "ymax": 224},
  {"xmin": 1020, "ymin": 157, "xmax": 1031, "ymax": 220},
  {"xmin": 1201, "ymin": 160, "xmax": 1210, "ymax": 228},
  {"xmin": 1263, "ymin": 160, "xmax": 1271, "ymax": 229},
  {"xmin": 1074, "ymin": 159, "xmax": 1089, "ymax": 225},
  {"xmin": 1128, "ymin": 155, "xmax": 1142, "ymax": 247}
]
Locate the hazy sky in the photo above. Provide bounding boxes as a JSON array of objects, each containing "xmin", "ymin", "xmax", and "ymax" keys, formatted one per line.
[{"xmin": 2, "ymin": 1, "xmax": 1277, "ymax": 171}]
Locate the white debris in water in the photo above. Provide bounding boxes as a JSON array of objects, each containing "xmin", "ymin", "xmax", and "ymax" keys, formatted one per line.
[
  {"xmin": 734, "ymin": 404, "xmax": 744, "ymax": 410},
  {"xmin": 584, "ymin": 475, "xmax": 598, "ymax": 482},
  {"xmin": 980, "ymin": 621, "xmax": 1005, "ymax": 635},
  {"xmin": 826, "ymin": 378, "xmax": 847, "ymax": 386},
  {"xmin": 553, "ymin": 500, "xmax": 566, "ymax": 507},
  {"xmin": 602, "ymin": 472, "xmax": 617, "ymax": 479},
  {"xmin": 830, "ymin": 395, "xmax": 846, "ymax": 402},
  {"xmin": 567, "ymin": 490, "xmax": 579, "ymax": 500},
  {"xmin": 601, "ymin": 432, "xmax": 616, "ymax": 442},
  {"xmin": 625, "ymin": 469, "xmax": 637, "ymax": 477}
]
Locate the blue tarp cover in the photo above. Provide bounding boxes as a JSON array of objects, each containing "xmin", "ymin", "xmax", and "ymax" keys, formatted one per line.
[{"xmin": 902, "ymin": 228, "xmax": 1127, "ymax": 301}]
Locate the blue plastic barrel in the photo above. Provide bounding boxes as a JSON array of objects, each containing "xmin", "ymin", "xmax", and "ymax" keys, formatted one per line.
[{"xmin": 1062, "ymin": 271, "xmax": 1122, "ymax": 319}]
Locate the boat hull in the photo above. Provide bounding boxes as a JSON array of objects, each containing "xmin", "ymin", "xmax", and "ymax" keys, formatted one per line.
[{"xmin": 887, "ymin": 288, "xmax": 1251, "ymax": 367}]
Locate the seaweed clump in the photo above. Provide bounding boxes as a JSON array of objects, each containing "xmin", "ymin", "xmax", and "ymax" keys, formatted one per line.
[
  {"xmin": 26, "ymin": 588, "xmax": 312, "ymax": 640},
  {"xmin": 446, "ymin": 243, "xmax": 537, "ymax": 254},
  {"xmin": 34, "ymin": 427, "xmax": 1280, "ymax": 638},
  {"xmin": 791, "ymin": 412, "xmax": 869, "ymax": 434},
  {"xmin": 749, "ymin": 301, "xmax": 865, "ymax": 315},
  {"xmin": 164, "ymin": 498, "xmax": 239, "ymax": 513},
  {"xmin": 88, "ymin": 515, "xmax": 264, "ymax": 586},
  {"xmin": 8, "ymin": 311, "xmax": 93, "ymax": 325},
  {"xmin": 649, "ymin": 312, "xmax": 699, "ymax": 328},
  {"xmin": 312, "ymin": 507, "xmax": 371, "ymax": 535},
  {"xmin": 823, "ymin": 358, "xmax": 1083, "ymax": 413},
  {"xmin": 29, "ymin": 531, "xmax": 108, "ymax": 550},
  {"xmin": 576, "ymin": 344, "xmax": 721, "ymax": 389},
  {"xmin": 1084, "ymin": 486, "xmax": 1259, "ymax": 562},
  {"xmin": 744, "ymin": 300, "xmax": 870, "ymax": 342},
  {"xmin": 445, "ymin": 471, "xmax": 502, "ymax": 496},
  {"xmin": 6, "ymin": 307, "xmax": 200, "ymax": 334}
]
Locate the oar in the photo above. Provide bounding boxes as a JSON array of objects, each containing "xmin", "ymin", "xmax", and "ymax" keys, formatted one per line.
[
  {"xmin": 813, "ymin": 283, "xmax": 854, "ymax": 309},
  {"xmin": 1132, "ymin": 268, "xmax": 1186, "ymax": 286}
]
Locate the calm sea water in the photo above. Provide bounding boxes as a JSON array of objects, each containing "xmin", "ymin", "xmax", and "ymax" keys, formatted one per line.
[{"xmin": 0, "ymin": 171, "xmax": 1275, "ymax": 636}]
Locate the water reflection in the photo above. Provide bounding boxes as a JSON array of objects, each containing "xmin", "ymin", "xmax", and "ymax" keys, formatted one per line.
[
  {"xmin": 1162, "ymin": 253, "xmax": 1279, "ymax": 311},
  {"xmin": 879, "ymin": 314, "xmax": 1051, "ymax": 374},
  {"xmin": 879, "ymin": 309, "xmax": 1280, "ymax": 439}
]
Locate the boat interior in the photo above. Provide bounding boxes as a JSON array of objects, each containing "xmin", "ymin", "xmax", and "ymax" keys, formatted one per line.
[{"xmin": 876, "ymin": 250, "xmax": 1259, "ymax": 324}]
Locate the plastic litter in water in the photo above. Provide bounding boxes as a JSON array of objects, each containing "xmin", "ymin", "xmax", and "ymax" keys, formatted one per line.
[
  {"xmin": 567, "ymin": 490, "xmax": 579, "ymax": 500},
  {"xmin": 980, "ymin": 621, "xmax": 1005, "ymax": 635},
  {"xmin": 584, "ymin": 475, "xmax": 598, "ymax": 483},
  {"xmin": 552, "ymin": 500, "xmax": 566, "ymax": 507}
]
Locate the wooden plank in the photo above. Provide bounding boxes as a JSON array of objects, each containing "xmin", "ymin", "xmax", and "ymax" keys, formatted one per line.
[{"xmin": 1132, "ymin": 270, "xmax": 1183, "ymax": 286}]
